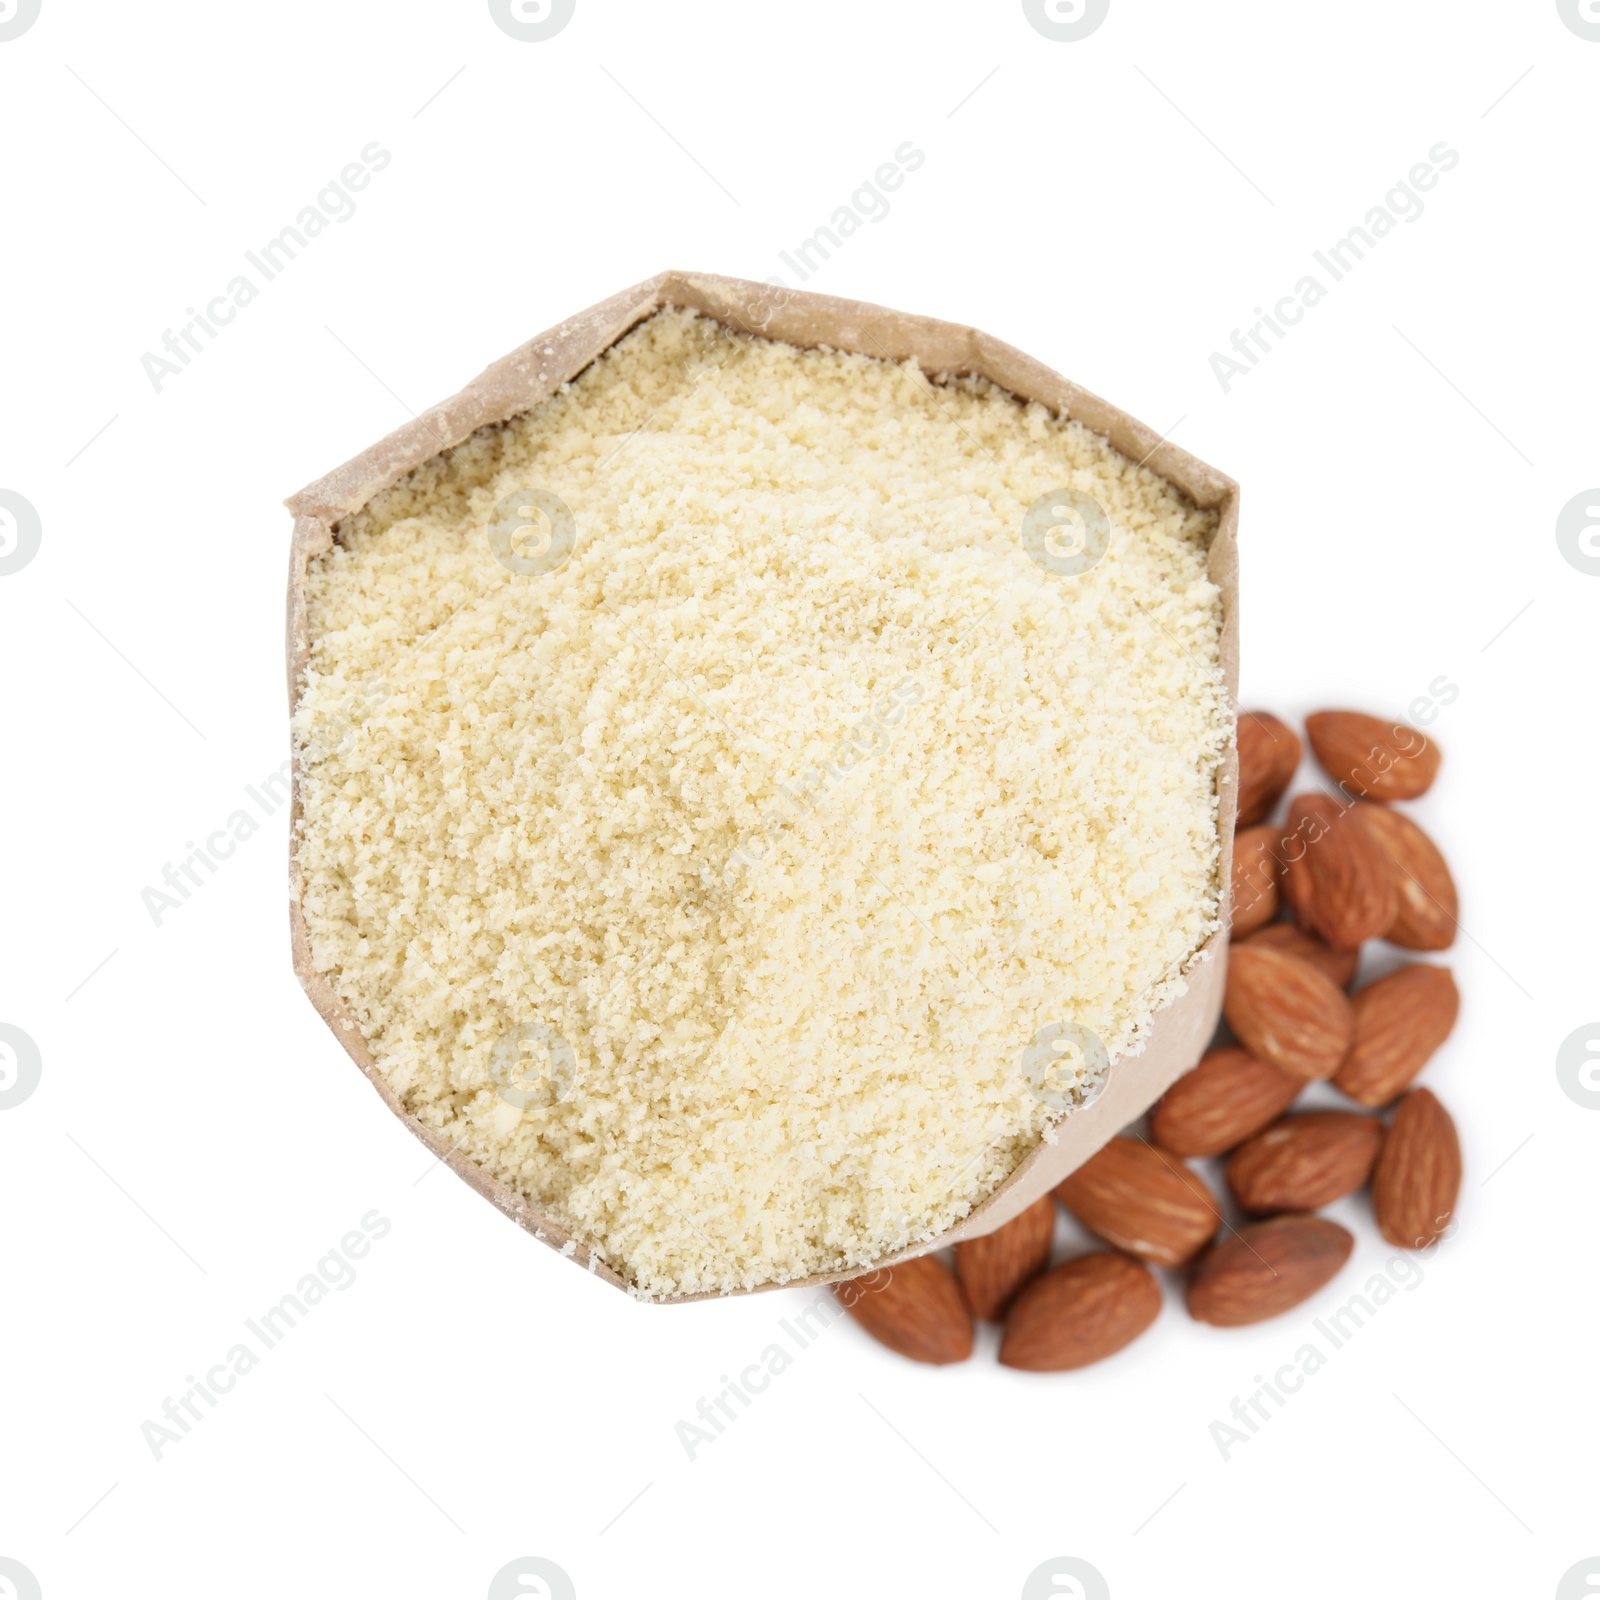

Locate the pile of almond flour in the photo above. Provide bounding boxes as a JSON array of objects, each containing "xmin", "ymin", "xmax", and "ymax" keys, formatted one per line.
[{"xmin": 293, "ymin": 308, "xmax": 1227, "ymax": 1298}]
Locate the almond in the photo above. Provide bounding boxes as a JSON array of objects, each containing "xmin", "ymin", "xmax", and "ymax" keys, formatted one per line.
[
  {"xmin": 1230, "ymin": 824, "xmax": 1282, "ymax": 936},
  {"xmin": 1223, "ymin": 944, "xmax": 1355, "ymax": 1081},
  {"xmin": 1279, "ymin": 843, "xmax": 1313, "ymax": 925},
  {"xmin": 999, "ymin": 1251, "xmax": 1163, "ymax": 1371},
  {"xmin": 1357, "ymin": 802, "xmax": 1458, "ymax": 950},
  {"xmin": 834, "ymin": 1255, "xmax": 973, "ymax": 1364},
  {"xmin": 1306, "ymin": 709, "xmax": 1441, "ymax": 802},
  {"xmin": 1187, "ymin": 1215, "xmax": 1354, "ymax": 1326},
  {"xmin": 1372, "ymin": 1088, "xmax": 1460, "ymax": 1249},
  {"xmin": 954, "ymin": 1196, "xmax": 1056, "ymax": 1322},
  {"xmin": 1333, "ymin": 963, "xmax": 1459, "ymax": 1107},
  {"xmin": 1238, "ymin": 922, "xmax": 1359, "ymax": 990},
  {"xmin": 1148, "ymin": 1046, "xmax": 1303, "ymax": 1158},
  {"xmin": 1282, "ymin": 792, "xmax": 1396, "ymax": 949},
  {"xmin": 1053, "ymin": 1137, "xmax": 1220, "ymax": 1267},
  {"xmin": 1225, "ymin": 1111, "xmax": 1383, "ymax": 1213},
  {"xmin": 1236, "ymin": 711, "xmax": 1302, "ymax": 825}
]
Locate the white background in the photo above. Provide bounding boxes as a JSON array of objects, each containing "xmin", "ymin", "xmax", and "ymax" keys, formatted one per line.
[{"xmin": 2, "ymin": 2, "xmax": 1595, "ymax": 1597}]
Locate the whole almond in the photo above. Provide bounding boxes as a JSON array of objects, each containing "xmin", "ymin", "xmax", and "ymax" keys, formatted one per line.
[
  {"xmin": 1149, "ymin": 1046, "xmax": 1303, "ymax": 1158},
  {"xmin": 1225, "ymin": 1111, "xmax": 1383, "ymax": 1213},
  {"xmin": 1307, "ymin": 710, "xmax": 1441, "ymax": 802},
  {"xmin": 834, "ymin": 1255, "xmax": 973, "ymax": 1364},
  {"xmin": 1236, "ymin": 711, "xmax": 1302, "ymax": 826},
  {"xmin": 1238, "ymin": 921, "xmax": 1359, "ymax": 990},
  {"xmin": 1357, "ymin": 802, "xmax": 1458, "ymax": 950},
  {"xmin": 1282, "ymin": 792, "xmax": 1396, "ymax": 949},
  {"xmin": 1230, "ymin": 824, "xmax": 1282, "ymax": 936},
  {"xmin": 955, "ymin": 1196, "xmax": 1056, "ymax": 1322},
  {"xmin": 1333, "ymin": 963, "xmax": 1459, "ymax": 1107},
  {"xmin": 1054, "ymin": 1137, "xmax": 1221, "ymax": 1267},
  {"xmin": 1187, "ymin": 1215, "xmax": 1354, "ymax": 1326},
  {"xmin": 999, "ymin": 1251, "xmax": 1163, "ymax": 1371},
  {"xmin": 1223, "ymin": 944, "xmax": 1355, "ymax": 1081},
  {"xmin": 1372, "ymin": 1088, "xmax": 1460, "ymax": 1249}
]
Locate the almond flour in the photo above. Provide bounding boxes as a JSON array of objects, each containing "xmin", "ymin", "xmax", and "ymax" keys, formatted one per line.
[{"xmin": 292, "ymin": 308, "xmax": 1227, "ymax": 1297}]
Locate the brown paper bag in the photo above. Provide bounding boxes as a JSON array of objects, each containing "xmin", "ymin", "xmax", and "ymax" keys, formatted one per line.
[{"xmin": 285, "ymin": 270, "xmax": 1240, "ymax": 1301}]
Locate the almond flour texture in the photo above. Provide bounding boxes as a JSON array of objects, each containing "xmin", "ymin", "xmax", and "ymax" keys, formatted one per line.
[{"xmin": 293, "ymin": 308, "xmax": 1228, "ymax": 1298}]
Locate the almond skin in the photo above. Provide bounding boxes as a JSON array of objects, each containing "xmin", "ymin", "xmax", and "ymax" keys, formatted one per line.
[
  {"xmin": 1238, "ymin": 922, "xmax": 1360, "ymax": 990},
  {"xmin": 1187, "ymin": 1215, "xmax": 1355, "ymax": 1326},
  {"xmin": 1282, "ymin": 792, "xmax": 1396, "ymax": 949},
  {"xmin": 1279, "ymin": 845, "xmax": 1313, "ymax": 926},
  {"xmin": 1230, "ymin": 824, "xmax": 1282, "ymax": 936},
  {"xmin": 1372, "ymin": 1088, "xmax": 1460, "ymax": 1249},
  {"xmin": 1223, "ymin": 944, "xmax": 1355, "ymax": 1081},
  {"xmin": 834, "ymin": 1255, "xmax": 974, "ymax": 1364},
  {"xmin": 954, "ymin": 1196, "xmax": 1056, "ymax": 1322},
  {"xmin": 1357, "ymin": 802, "xmax": 1458, "ymax": 950},
  {"xmin": 1054, "ymin": 1137, "xmax": 1221, "ymax": 1267},
  {"xmin": 1306, "ymin": 710, "xmax": 1441, "ymax": 802},
  {"xmin": 999, "ymin": 1251, "xmax": 1162, "ymax": 1371},
  {"xmin": 1225, "ymin": 1111, "xmax": 1383, "ymax": 1214},
  {"xmin": 1333, "ymin": 963, "xmax": 1460, "ymax": 1107},
  {"xmin": 1236, "ymin": 711, "xmax": 1302, "ymax": 826},
  {"xmin": 1149, "ymin": 1046, "xmax": 1303, "ymax": 1158}
]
